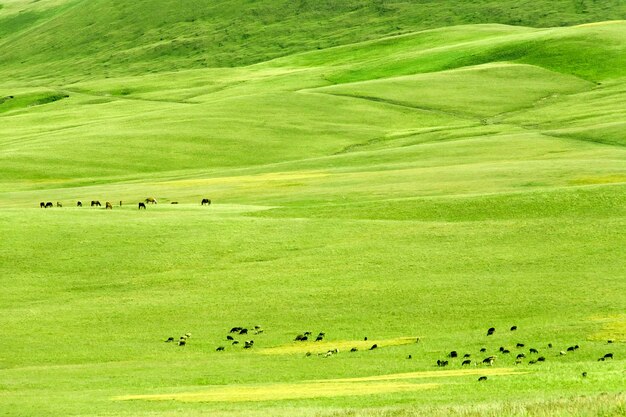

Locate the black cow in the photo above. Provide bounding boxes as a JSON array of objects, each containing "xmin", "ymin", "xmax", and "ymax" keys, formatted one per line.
[
  {"xmin": 77, "ymin": 201, "xmax": 82, "ymax": 207},
  {"xmin": 604, "ymin": 353, "xmax": 613, "ymax": 359},
  {"xmin": 369, "ymin": 344, "xmax": 378, "ymax": 350},
  {"xmin": 448, "ymin": 351, "xmax": 458, "ymax": 358},
  {"xmin": 487, "ymin": 327, "xmax": 495, "ymax": 336},
  {"xmin": 216, "ymin": 346, "xmax": 225, "ymax": 352},
  {"xmin": 91, "ymin": 200, "xmax": 101, "ymax": 207},
  {"xmin": 165, "ymin": 337, "xmax": 174, "ymax": 342},
  {"xmin": 478, "ymin": 376, "xmax": 488, "ymax": 382},
  {"xmin": 40, "ymin": 202, "xmax": 45, "ymax": 208},
  {"xmin": 516, "ymin": 343, "xmax": 525, "ymax": 348},
  {"xmin": 462, "ymin": 360, "xmax": 472, "ymax": 366},
  {"xmin": 138, "ymin": 202, "xmax": 146, "ymax": 210},
  {"xmin": 45, "ymin": 202, "xmax": 53, "ymax": 208},
  {"xmin": 201, "ymin": 198, "xmax": 211, "ymax": 206},
  {"xmin": 529, "ymin": 348, "xmax": 538, "ymax": 354},
  {"xmin": 510, "ymin": 325, "xmax": 517, "ymax": 331}
]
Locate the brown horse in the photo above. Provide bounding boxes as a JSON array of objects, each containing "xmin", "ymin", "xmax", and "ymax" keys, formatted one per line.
[
  {"xmin": 145, "ymin": 197, "xmax": 157, "ymax": 204},
  {"xmin": 105, "ymin": 202, "xmax": 113, "ymax": 210}
]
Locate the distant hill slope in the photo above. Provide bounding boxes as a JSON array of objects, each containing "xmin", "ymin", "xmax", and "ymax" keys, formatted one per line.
[{"xmin": 0, "ymin": 0, "xmax": 625, "ymax": 79}]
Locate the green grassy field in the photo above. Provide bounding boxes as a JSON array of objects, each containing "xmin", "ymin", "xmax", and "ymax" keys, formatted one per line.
[{"xmin": 0, "ymin": 1, "xmax": 625, "ymax": 416}]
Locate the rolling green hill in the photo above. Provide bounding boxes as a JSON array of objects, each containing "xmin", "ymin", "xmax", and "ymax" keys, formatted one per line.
[{"xmin": 0, "ymin": 1, "xmax": 625, "ymax": 416}]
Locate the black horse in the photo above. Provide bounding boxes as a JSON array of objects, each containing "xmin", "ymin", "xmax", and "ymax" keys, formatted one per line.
[
  {"xmin": 77, "ymin": 201, "xmax": 82, "ymax": 207},
  {"xmin": 91, "ymin": 200, "xmax": 101, "ymax": 207},
  {"xmin": 138, "ymin": 202, "xmax": 146, "ymax": 210},
  {"xmin": 45, "ymin": 202, "xmax": 53, "ymax": 208},
  {"xmin": 201, "ymin": 198, "xmax": 211, "ymax": 206}
]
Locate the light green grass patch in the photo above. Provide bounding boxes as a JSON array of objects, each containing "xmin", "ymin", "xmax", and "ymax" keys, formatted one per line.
[{"xmin": 260, "ymin": 336, "xmax": 419, "ymax": 355}]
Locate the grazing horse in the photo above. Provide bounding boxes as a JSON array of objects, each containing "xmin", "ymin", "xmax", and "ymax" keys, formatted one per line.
[
  {"xmin": 145, "ymin": 197, "xmax": 157, "ymax": 204},
  {"xmin": 77, "ymin": 201, "xmax": 82, "ymax": 207},
  {"xmin": 45, "ymin": 202, "xmax": 53, "ymax": 208},
  {"xmin": 105, "ymin": 202, "xmax": 113, "ymax": 210},
  {"xmin": 201, "ymin": 198, "xmax": 211, "ymax": 206},
  {"xmin": 138, "ymin": 202, "xmax": 146, "ymax": 210},
  {"xmin": 91, "ymin": 200, "xmax": 101, "ymax": 207},
  {"xmin": 40, "ymin": 202, "xmax": 45, "ymax": 208},
  {"xmin": 56, "ymin": 202, "xmax": 62, "ymax": 207}
]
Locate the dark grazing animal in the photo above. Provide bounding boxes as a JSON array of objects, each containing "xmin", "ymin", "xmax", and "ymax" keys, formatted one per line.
[
  {"xmin": 201, "ymin": 198, "xmax": 211, "ymax": 206},
  {"xmin": 145, "ymin": 197, "xmax": 157, "ymax": 204},
  {"xmin": 369, "ymin": 344, "xmax": 378, "ymax": 350},
  {"xmin": 482, "ymin": 357, "xmax": 495, "ymax": 365},
  {"xmin": 315, "ymin": 334, "xmax": 324, "ymax": 342},
  {"xmin": 105, "ymin": 202, "xmax": 113, "ymax": 210},
  {"xmin": 567, "ymin": 346, "xmax": 575, "ymax": 352},
  {"xmin": 216, "ymin": 346, "xmax": 225, "ymax": 352},
  {"xmin": 517, "ymin": 353, "xmax": 526, "ymax": 359},
  {"xmin": 40, "ymin": 202, "xmax": 45, "ymax": 208},
  {"xmin": 510, "ymin": 325, "xmax": 517, "ymax": 331},
  {"xmin": 582, "ymin": 372, "xmax": 587, "ymax": 377},
  {"xmin": 350, "ymin": 347, "xmax": 358, "ymax": 352},
  {"xmin": 462, "ymin": 360, "xmax": 472, "ymax": 366},
  {"xmin": 529, "ymin": 348, "xmax": 539, "ymax": 354},
  {"xmin": 537, "ymin": 356, "xmax": 546, "ymax": 362},
  {"xmin": 407, "ymin": 355, "xmax": 412, "ymax": 359},
  {"xmin": 294, "ymin": 334, "xmax": 308, "ymax": 341},
  {"xmin": 598, "ymin": 357, "xmax": 605, "ymax": 361},
  {"xmin": 239, "ymin": 328, "xmax": 248, "ymax": 335},
  {"xmin": 603, "ymin": 353, "xmax": 613, "ymax": 359},
  {"xmin": 548, "ymin": 343, "xmax": 553, "ymax": 348},
  {"xmin": 178, "ymin": 340, "xmax": 186, "ymax": 346},
  {"xmin": 232, "ymin": 341, "xmax": 239, "ymax": 345},
  {"xmin": 45, "ymin": 202, "xmax": 53, "ymax": 208},
  {"xmin": 165, "ymin": 337, "xmax": 174, "ymax": 342},
  {"xmin": 436, "ymin": 360, "xmax": 448, "ymax": 367},
  {"xmin": 448, "ymin": 351, "xmax": 458, "ymax": 358},
  {"xmin": 77, "ymin": 201, "xmax": 82, "ymax": 207},
  {"xmin": 516, "ymin": 343, "xmax": 525, "ymax": 348},
  {"xmin": 463, "ymin": 353, "xmax": 471, "ymax": 358},
  {"xmin": 138, "ymin": 202, "xmax": 146, "ymax": 209},
  {"xmin": 230, "ymin": 327, "xmax": 243, "ymax": 333},
  {"xmin": 480, "ymin": 347, "xmax": 487, "ymax": 353},
  {"xmin": 91, "ymin": 200, "xmax": 101, "ymax": 207},
  {"xmin": 487, "ymin": 327, "xmax": 495, "ymax": 336},
  {"xmin": 226, "ymin": 335, "xmax": 234, "ymax": 341},
  {"xmin": 171, "ymin": 202, "xmax": 178, "ymax": 204},
  {"xmin": 502, "ymin": 349, "xmax": 510, "ymax": 354},
  {"xmin": 56, "ymin": 202, "xmax": 62, "ymax": 207},
  {"xmin": 478, "ymin": 376, "xmax": 488, "ymax": 382}
]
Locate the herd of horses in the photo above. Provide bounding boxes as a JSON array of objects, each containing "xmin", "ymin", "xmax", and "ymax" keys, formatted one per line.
[{"xmin": 39, "ymin": 197, "xmax": 212, "ymax": 209}]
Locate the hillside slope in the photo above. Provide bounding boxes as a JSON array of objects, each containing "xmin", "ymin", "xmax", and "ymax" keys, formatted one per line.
[{"xmin": 0, "ymin": 0, "xmax": 625, "ymax": 80}]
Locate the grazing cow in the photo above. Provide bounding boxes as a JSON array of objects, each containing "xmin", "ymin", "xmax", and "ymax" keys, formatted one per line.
[
  {"xmin": 201, "ymin": 198, "xmax": 211, "ymax": 206},
  {"xmin": 364, "ymin": 337, "xmax": 368, "ymax": 341},
  {"xmin": 239, "ymin": 328, "xmax": 248, "ymax": 335},
  {"xmin": 105, "ymin": 202, "xmax": 113, "ymax": 210},
  {"xmin": 517, "ymin": 353, "xmax": 526, "ymax": 359},
  {"xmin": 226, "ymin": 335, "xmax": 234, "ymax": 341},
  {"xmin": 171, "ymin": 202, "xmax": 178, "ymax": 204},
  {"xmin": 145, "ymin": 197, "xmax": 157, "ymax": 204},
  {"xmin": 462, "ymin": 360, "xmax": 471, "ymax": 366},
  {"xmin": 232, "ymin": 341, "xmax": 239, "ymax": 345},
  {"xmin": 138, "ymin": 202, "xmax": 146, "ymax": 210},
  {"xmin": 77, "ymin": 201, "xmax": 82, "ymax": 207},
  {"xmin": 510, "ymin": 325, "xmax": 517, "ymax": 331},
  {"xmin": 91, "ymin": 200, "xmax": 101, "ymax": 207},
  {"xmin": 56, "ymin": 202, "xmax": 62, "ymax": 207},
  {"xmin": 448, "ymin": 351, "xmax": 458, "ymax": 358},
  {"xmin": 516, "ymin": 343, "xmax": 525, "ymax": 348},
  {"xmin": 487, "ymin": 327, "xmax": 495, "ymax": 336},
  {"xmin": 216, "ymin": 346, "xmax": 225, "ymax": 352},
  {"xmin": 40, "ymin": 202, "xmax": 45, "ymax": 208},
  {"xmin": 303, "ymin": 331, "xmax": 312, "ymax": 336},
  {"xmin": 305, "ymin": 352, "xmax": 312, "ymax": 357},
  {"xmin": 608, "ymin": 339, "xmax": 614, "ymax": 344},
  {"xmin": 529, "ymin": 348, "xmax": 538, "ymax": 354},
  {"xmin": 548, "ymin": 343, "xmax": 553, "ymax": 348},
  {"xmin": 567, "ymin": 346, "xmax": 575, "ymax": 352},
  {"xmin": 528, "ymin": 360, "xmax": 537, "ymax": 365},
  {"xmin": 603, "ymin": 353, "xmax": 613, "ymax": 359},
  {"xmin": 244, "ymin": 340, "xmax": 254, "ymax": 349},
  {"xmin": 574, "ymin": 345, "xmax": 580, "ymax": 350},
  {"xmin": 165, "ymin": 337, "xmax": 174, "ymax": 342},
  {"xmin": 294, "ymin": 334, "xmax": 307, "ymax": 341},
  {"xmin": 45, "ymin": 202, "xmax": 53, "ymax": 208},
  {"xmin": 499, "ymin": 346, "xmax": 505, "ymax": 352},
  {"xmin": 480, "ymin": 347, "xmax": 487, "ymax": 353},
  {"xmin": 582, "ymin": 372, "xmax": 587, "ymax": 377},
  {"xmin": 315, "ymin": 335, "xmax": 324, "ymax": 342},
  {"xmin": 502, "ymin": 349, "xmax": 510, "ymax": 354},
  {"xmin": 463, "ymin": 353, "xmax": 471, "ymax": 358},
  {"xmin": 178, "ymin": 340, "xmax": 186, "ymax": 346},
  {"xmin": 515, "ymin": 358, "xmax": 523, "ymax": 365},
  {"xmin": 482, "ymin": 357, "xmax": 495, "ymax": 366},
  {"xmin": 350, "ymin": 347, "xmax": 358, "ymax": 352},
  {"xmin": 478, "ymin": 376, "xmax": 488, "ymax": 382},
  {"xmin": 230, "ymin": 327, "xmax": 243, "ymax": 333},
  {"xmin": 436, "ymin": 360, "xmax": 448, "ymax": 367},
  {"xmin": 537, "ymin": 356, "xmax": 546, "ymax": 362},
  {"xmin": 369, "ymin": 344, "xmax": 378, "ymax": 350},
  {"xmin": 598, "ymin": 357, "xmax": 605, "ymax": 361},
  {"xmin": 407, "ymin": 355, "xmax": 412, "ymax": 359}
]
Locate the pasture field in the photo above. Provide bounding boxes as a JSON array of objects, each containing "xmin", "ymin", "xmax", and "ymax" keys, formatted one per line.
[{"xmin": 0, "ymin": 2, "xmax": 625, "ymax": 415}]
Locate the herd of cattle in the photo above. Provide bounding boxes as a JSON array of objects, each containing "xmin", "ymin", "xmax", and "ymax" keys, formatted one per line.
[
  {"xmin": 165, "ymin": 325, "xmax": 617, "ymax": 383},
  {"xmin": 39, "ymin": 197, "xmax": 212, "ymax": 209}
]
